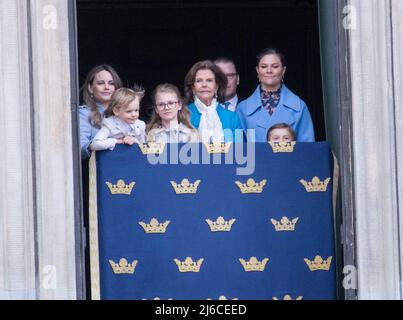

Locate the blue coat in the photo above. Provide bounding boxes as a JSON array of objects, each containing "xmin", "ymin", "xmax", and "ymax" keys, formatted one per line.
[
  {"xmin": 187, "ymin": 102, "xmax": 244, "ymax": 142},
  {"xmin": 79, "ymin": 103, "xmax": 105, "ymax": 159},
  {"xmin": 236, "ymin": 85, "xmax": 315, "ymax": 142}
]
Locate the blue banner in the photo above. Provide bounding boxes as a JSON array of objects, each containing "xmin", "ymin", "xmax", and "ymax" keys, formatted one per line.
[{"xmin": 89, "ymin": 142, "xmax": 337, "ymax": 300}]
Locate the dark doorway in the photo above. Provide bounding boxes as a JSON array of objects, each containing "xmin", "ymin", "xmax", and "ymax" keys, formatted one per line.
[{"xmin": 77, "ymin": 0, "xmax": 325, "ymax": 141}]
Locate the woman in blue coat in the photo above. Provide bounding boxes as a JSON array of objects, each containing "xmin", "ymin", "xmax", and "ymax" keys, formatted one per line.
[
  {"xmin": 184, "ymin": 60, "xmax": 243, "ymax": 143},
  {"xmin": 79, "ymin": 64, "xmax": 122, "ymax": 299},
  {"xmin": 79, "ymin": 64, "xmax": 122, "ymax": 159},
  {"xmin": 237, "ymin": 48, "xmax": 315, "ymax": 142}
]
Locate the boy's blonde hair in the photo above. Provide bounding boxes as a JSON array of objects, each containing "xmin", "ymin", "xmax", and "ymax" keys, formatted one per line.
[{"xmin": 104, "ymin": 86, "xmax": 145, "ymax": 118}]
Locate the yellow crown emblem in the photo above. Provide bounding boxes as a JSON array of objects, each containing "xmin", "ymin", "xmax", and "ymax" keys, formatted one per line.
[
  {"xmin": 203, "ymin": 142, "xmax": 232, "ymax": 154},
  {"xmin": 139, "ymin": 218, "xmax": 170, "ymax": 234},
  {"xmin": 109, "ymin": 258, "xmax": 138, "ymax": 274},
  {"xmin": 170, "ymin": 179, "xmax": 201, "ymax": 194},
  {"xmin": 269, "ymin": 141, "xmax": 296, "ymax": 153},
  {"xmin": 304, "ymin": 255, "xmax": 333, "ymax": 271},
  {"xmin": 235, "ymin": 178, "xmax": 267, "ymax": 194},
  {"xmin": 106, "ymin": 180, "xmax": 135, "ymax": 195},
  {"xmin": 138, "ymin": 142, "xmax": 166, "ymax": 155},
  {"xmin": 270, "ymin": 217, "xmax": 299, "ymax": 232},
  {"xmin": 174, "ymin": 257, "xmax": 204, "ymax": 273},
  {"xmin": 206, "ymin": 216, "xmax": 236, "ymax": 232},
  {"xmin": 273, "ymin": 295, "xmax": 303, "ymax": 300},
  {"xmin": 299, "ymin": 177, "xmax": 331, "ymax": 192},
  {"xmin": 239, "ymin": 257, "xmax": 269, "ymax": 272}
]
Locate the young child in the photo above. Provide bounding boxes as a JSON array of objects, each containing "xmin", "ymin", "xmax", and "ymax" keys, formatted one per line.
[
  {"xmin": 90, "ymin": 86, "xmax": 146, "ymax": 151},
  {"xmin": 266, "ymin": 123, "xmax": 296, "ymax": 143},
  {"xmin": 147, "ymin": 83, "xmax": 199, "ymax": 143}
]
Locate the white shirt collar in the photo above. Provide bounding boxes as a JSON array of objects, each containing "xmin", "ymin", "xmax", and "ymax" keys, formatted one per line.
[{"xmin": 225, "ymin": 95, "xmax": 238, "ymax": 112}]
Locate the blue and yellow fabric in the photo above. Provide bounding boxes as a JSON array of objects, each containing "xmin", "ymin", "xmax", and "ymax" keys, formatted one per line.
[{"xmin": 89, "ymin": 142, "xmax": 337, "ymax": 300}]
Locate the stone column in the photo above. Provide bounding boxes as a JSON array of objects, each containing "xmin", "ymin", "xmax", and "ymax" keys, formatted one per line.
[
  {"xmin": 0, "ymin": 0, "xmax": 36, "ymax": 300},
  {"xmin": 391, "ymin": 0, "xmax": 403, "ymax": 298},
  {"xmin": 29, "ymin": 0, "xmax": 77, "ymax": 299},
  {"xmin": 349, "ymin": 0, "xmax": 401, "ymax": 299},
  {"xmin": 0, "ymin": 0, "xmax": 77, "ymax": 299}
]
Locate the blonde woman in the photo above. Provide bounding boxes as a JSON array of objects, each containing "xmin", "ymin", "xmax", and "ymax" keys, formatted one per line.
[{"xmin": 79, "ymin": 65, "xmax": 122, "ymax": 159}]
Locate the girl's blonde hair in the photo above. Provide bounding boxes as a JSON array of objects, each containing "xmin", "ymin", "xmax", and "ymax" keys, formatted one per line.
[
  {"xmin": 104, "ymin": 85, "xmax": 145, "ymax": 118},
  {"xmin": 147, "ymin": 83, "xmax": 194, "ymax": 132}
]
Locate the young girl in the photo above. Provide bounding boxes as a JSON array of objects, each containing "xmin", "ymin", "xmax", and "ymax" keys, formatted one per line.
[
  {"xmin": 147, "ymin": 83, "xmax": 199, "ymax": 143},
  {"xmin": 90, "ymin": 87, "xmax": 146, "ymax": 151},
  {"xmin": 267, "ymin": 123, "xmax": 296, "ymax": 143}
]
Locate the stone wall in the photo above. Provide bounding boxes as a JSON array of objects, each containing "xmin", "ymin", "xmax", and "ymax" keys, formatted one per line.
[
  {"xmin": 349, "ymin": 0, "xmax": 402, "ymax": 299},
  {"xmin": 0, "ymin": 0, "xmax": 77, "ymax": 300}
]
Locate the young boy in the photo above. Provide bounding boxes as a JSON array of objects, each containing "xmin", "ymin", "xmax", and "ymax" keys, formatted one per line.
[{"xmin": 266, "ymin": 123, "xmax": 296, "ymax": 143}]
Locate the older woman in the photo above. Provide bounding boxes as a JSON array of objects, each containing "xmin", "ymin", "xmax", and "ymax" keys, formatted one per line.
[
  {"xmin": 237, "ymin": 48, "xmax": 315, "ymax": 142},
  {"xmin": 79, "ymin": 64, "xmax": 122, "ymax": 159},
  {"xmin": 184, "ymin": 60, "xmax": 243, "ymax": 143}
]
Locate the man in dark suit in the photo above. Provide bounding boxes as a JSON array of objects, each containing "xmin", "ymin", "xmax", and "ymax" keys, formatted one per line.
[{"xmin": 214, "ymin": 57, "xmax": 240, "ymax": 112}]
